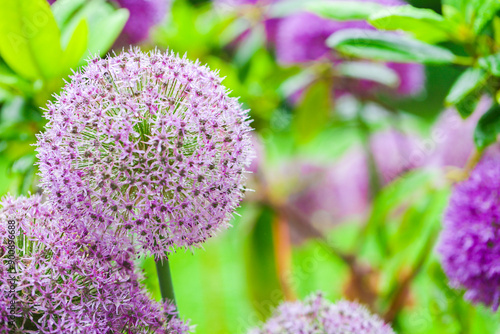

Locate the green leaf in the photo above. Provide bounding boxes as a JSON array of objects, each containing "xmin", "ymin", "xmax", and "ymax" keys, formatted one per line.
[
  {"xmin": 278, "ymin": 70, "xmax": 316, "ymax": 99},
  {"xmin": 471, "ymin": 0, "xmax": 500, "ymax": 33},
  {"xmin": 219, "ymin": 17, "xmax": 251, "ymax": 46},
  {"xmin": 60, "ymin": 19, "xmax": 88, "ymax": 71},
  {"xmin": 234, "ymin": 25, "xmax": 265, "ymax": 67},
  {"xmin": 474, "ymin": 103, "xmax": 500, "ymax": 149},
  {"xmin": 84, "ymin": 7, "xmax": 129, "ymax": 58},
  {"xmin": 445, "ymin": 68, "xmax": 487, "ymax": 118},
  {"xmin": 0, "ymin": 62, "xmax": 33, "ymax": 95},
  {"xmin": 478, "ymin": 53, "xmax": 500, "ymax": 76},
  {"xmin": 336, "ymin": 61, "xmax": 399, "ymax": 88},
  {"xmin": 362, "ymin": 170, "xmax": 436, "ymax": 260},
  {"xmin": 61, "ymin": 0, "xmax": 128, "ymax": 60},
  {"xmin": 443, "ymin": 0, "xmax": 500, "ymax": 34},
  {"xmin": 0, "ymin": 0, "xmax": 63, "ymax": 80},
  {"xmin": 292, "ymin": 80, "xmax": 331, "ymax": 144},
  {"xmin": 368, "ymin": 5, "xmax": 451, "ymax": 43},
  {"xmin": 306, "ymin": 1, "xmax": 384, "ymax": 21},
  {"xmin": 493, "ymin": 17, "xmax": 500, "ymax": 45},
  {"xmin": 326, "ymin": 29, "xmax": 457, "ymax": 64}
]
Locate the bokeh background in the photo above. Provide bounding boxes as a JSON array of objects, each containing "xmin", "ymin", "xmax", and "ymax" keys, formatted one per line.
[{"xmin": 1, "ymin": 0, "xmax": 500, "ymax": 333}]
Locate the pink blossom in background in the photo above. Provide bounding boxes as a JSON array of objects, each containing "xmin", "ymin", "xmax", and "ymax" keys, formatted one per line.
[
  {"xmin": 48, "ymin": 0, "xmax": 170, "ymax": 45},
  {"xmin": 275, "ymin": 13, "xmax": 368, "ymax": 64},
  {"xmin": 112, "ymin": 0, "xmax": 171, "ymax": 45},
  {"xmin": 286, "ymin": 129, "xmax": 424, "ymax": 226},
  {"xmin": 428, "ymin": 98, "xmax": 494, "ymax": 169},
  {"xmin": 274, "ymin": 0, "xmax": 425, "ymax": 97}
]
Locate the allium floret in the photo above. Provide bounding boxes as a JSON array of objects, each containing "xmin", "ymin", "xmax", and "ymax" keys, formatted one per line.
[
  {"xmin": 438, "ymin": 157, "xmax": 500, "ymax": 310},
  {"xmin": 36, "ymin": 48, "xmax": 254, "ymax": 258},
  {"xmin": 0, "ymin": 195, "xmax": 192, "ymax": 333},
  {"xmin": 249, "ymin": 292, "xmax": 395, "ymax": 334}
]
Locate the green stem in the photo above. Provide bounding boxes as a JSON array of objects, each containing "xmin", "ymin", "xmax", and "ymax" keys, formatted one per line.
[
  {"xmin": 356, "ymin": 104, "xmax": 382, "ymax": 198},
  {"xmin": 155, "ymin": 257, "xmax": 177, "ymax": 319}
]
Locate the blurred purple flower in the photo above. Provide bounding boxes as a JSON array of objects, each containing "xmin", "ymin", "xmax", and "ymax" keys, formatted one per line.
[
  {"xmin": 248, "ymin": 292, "xmax": 394, "ymax": 333},
  {"xmin": 275, "ymin": 13, "xmax": 367, "ymax": 64},
  {"xmin": 287, "ymin": 129, "xmax": 424, "ymax": 225},
  {"xmin": 437, "ymin": 157, "xmax": 500, "ymax": 310},
  {"xmin": 113, "ymin": 0, "xmax": 171, "ymax": 45},
  {"xmin": 275, "ymin": 0, "xmax": 425, "ymax": 97},
  {"xmin": 36, "ymin": 48, "xmax": 254, "ymax": 258},
  {"xmin": 428, "ymin": 98, "xmax": 494, "ymax": 169},
  {"xmin": 0, "ymin": 195, "xmax": 192, "ymax": 333},
  {"xmin": 48, "ymin": 0, "xmax": 169, "ymax": 45}
]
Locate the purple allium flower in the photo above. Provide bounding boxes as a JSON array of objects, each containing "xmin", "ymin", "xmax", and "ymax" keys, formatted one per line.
[
  {"xmin": 437, "ymin": 157, "xmax": 500, "ymax": 310},
  {"xmin": 113, "ymin": 0, "xmax": 171, "ymax": 45},
  {"xmin": 275, "ymin": 0, "xmax": 425, "ymax": 97},
  {"xmin": 248, "ymin": 292, "xmax": 394, "ymax": 333},
  {"xmin": 0, "ymin": 194, "xmax": 192, "ymax": 333},
  {"xmin": 36, "ymin": 48, "xmax": 254, "ymax": 258}
]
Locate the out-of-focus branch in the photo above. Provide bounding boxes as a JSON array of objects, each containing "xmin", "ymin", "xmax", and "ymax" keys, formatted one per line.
[
  {"xmin": 447, "ymin": 148, "xmax": 484, "ymax": 183},
  {"xmin": 274, "ymin": 201, "xmax": 380, "ymax": 310},
  {"xmin": 275, "ymin": 201, "xmax": 356, "ymax": 267},
  {"xmin": 272, "ymin": 212, "xmax": 296, "ymax": 301},
  {"xmin": 464, "ymin": 148, "xmax": 483, "ymax": 175},
  {"xmin": 252, "ymin": 157, "xmax": 379, "ymax": 309}
]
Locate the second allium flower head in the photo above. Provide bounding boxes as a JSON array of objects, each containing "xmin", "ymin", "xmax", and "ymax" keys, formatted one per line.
[
  {"xmin": 249, "ymin": 292, "xmax": 395, "ymax": 334},
  {"xmin": 36, "ymin": 48, "xmax": 254, "ymax": 258},
  {"xmin": 438, "ymin": 157, "xmax": 500, "ymax": 310}
]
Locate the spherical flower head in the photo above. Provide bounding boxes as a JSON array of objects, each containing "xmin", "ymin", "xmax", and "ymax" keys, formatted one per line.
[
  {"xmin": 437, "ymin": 157, "xmax": 500, "ymax": 310},
  {"xmin": 36, "ymin": 48, "xmax": 254, "ymax": 258},
  {"xmin": 249, "ymin": 292, "xmax": 394, "ymax": 333},
  {"xmin": 113, "ymin": 0, "xmax": 171, "ymax": 45},
  {"xmin": 275, "ymin": 0, "xmax": 424, "ymax": 97},
  {"xmin": 0, "ymin": 194, "xmax": 192, "ymax": 333}
]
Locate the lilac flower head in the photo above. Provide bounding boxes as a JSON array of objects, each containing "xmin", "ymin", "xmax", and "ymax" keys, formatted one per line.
[
  {"xmin": 249, "ymin": 292, "xmax": 394, "ymax": 333},
  {"xmin": 113, "ymin": 0, "xmax": 171, "ymax": 45},
  {"xmin": 275, "ymin": 0, "xmax": 424, "ymax": 97},
  {"xmin": 0, "ymin": 195, "xmax": 192, "ymax": 333},
  {"xmin": 36, "ymin": 48, "xmax": 254, "ymax": 258},
  {"xmin": 437, "ymin": 157, "xmax": 500, "ymax": 310}
]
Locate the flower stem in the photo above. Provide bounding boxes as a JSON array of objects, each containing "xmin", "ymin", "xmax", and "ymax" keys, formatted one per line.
[{"xmin": 155, "ymin": 257, "xmax": 177, "ymax": 319}]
